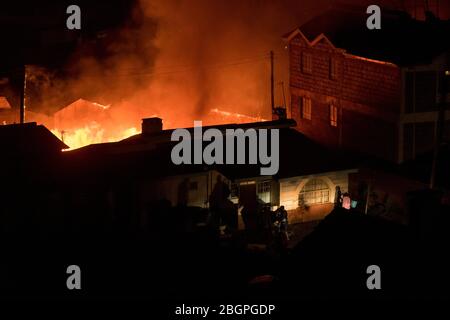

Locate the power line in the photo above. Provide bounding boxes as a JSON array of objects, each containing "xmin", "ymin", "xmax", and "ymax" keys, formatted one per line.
[
  {"xmin": 29, "ymin": 51, "xmax": 285, "ymax": 79},
  {"xmin": 118, "ymin": 52, "xmax": 271, "ymax": 73},
  {"xmin": 62, "ymin": 52, "xmax": 272, "ymax": 79},
  {"xmin": 113, "ymin": 54, "xmax": 271, "ymax": 78}
]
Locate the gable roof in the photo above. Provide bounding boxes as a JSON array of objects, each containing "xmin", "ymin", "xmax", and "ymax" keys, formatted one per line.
[
  {"xmin": 0, "ymin": 122, "xmax": 69, "ymax": 154},
  {"xmin": 283, "ymin": 28, "xmax": 343, "ymax": 52},
  {"xmin": 284, "ymin": 4, "xmax": 450, "ymax": 66}
]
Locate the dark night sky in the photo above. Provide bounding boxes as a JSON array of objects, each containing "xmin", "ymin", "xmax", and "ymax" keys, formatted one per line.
[{"xmin": 0, "ymin": 0, "xmax": 421, "ymax": 69}]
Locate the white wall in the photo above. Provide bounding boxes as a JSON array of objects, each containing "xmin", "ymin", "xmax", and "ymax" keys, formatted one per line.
[{"xmin": 279, "ymin": 169, "xmax": 356, "ymax": 210}]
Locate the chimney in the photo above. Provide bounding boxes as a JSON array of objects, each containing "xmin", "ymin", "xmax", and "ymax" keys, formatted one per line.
[{"xmin": 141, "ymin": 117, "xmax": 163, "ymax": 135}]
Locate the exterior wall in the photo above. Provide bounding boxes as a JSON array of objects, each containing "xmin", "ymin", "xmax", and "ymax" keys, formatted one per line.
[
  {"xmin": 279, "ymin": 169, "xmax": 356, "ymax": 223},
  {"xmin": 288, "ymin": 32, "xmax": 401, "ymax": 162},
  {"xmin": 139, "ymin": 170, "xmax": 226, "ymax": 208}
]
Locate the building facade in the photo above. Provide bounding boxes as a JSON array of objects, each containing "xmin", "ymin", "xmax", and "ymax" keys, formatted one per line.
[
  {"xmin": 284, "ymin": 23, "xmax": 450, "ymax": 163},
  {"xmin": 285, "ymin": 30, "xmax": 401, "ymax": 162}
]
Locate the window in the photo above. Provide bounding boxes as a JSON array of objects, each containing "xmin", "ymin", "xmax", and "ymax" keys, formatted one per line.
[
  {"xmin": 329, "ymin": 104, "xmax": 338, "ymax": 127},
  {"xmin": 302, "ymin": 52, "xmax": 312, "ymax": 74},
  {"xmin": 329, "ymin": 57, "xmax": 337, "ymax": 80},
  {"xmin": 301, "ymin": 97, "xmax": 312, "ymax": 120},
  {"xmin": 257, "ymin": 180, "xmax": 271, "ymax": 204},
  {"xmin": 299, "ymin": 178, "xmax": 330, "ymax": 206}
]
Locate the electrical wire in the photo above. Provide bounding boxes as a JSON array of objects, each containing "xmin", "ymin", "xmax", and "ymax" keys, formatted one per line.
[{"xmin": 63, "ymin": 51, "xmax": 286, "ymax": 78}]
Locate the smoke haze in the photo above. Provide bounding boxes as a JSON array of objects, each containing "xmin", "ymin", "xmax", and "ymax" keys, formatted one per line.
[{"xmin": 25, "ymin": 0, "xmax": 435, "ymax": 138}]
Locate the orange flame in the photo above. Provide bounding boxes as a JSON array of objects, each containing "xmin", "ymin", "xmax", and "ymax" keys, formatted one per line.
[
  {"xmin": 47, "ymin": 98, "xmax": 267, "ymax": 150},
  {"xmin": 51, "ymin": 122, "xmax": 138, "ymax": 150}
]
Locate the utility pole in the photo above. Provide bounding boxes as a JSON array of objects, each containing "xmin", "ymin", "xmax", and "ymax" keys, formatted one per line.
[
  {"xmin": 430, "ymin": 70, "xmax": 449, "ymax": 189},
  {"xmin": 19, "ymin": 65, "xmax": 27, "ymax": 124},
  {"xmin": 280, "ymin": 81, "xmax": 287, "ymax": 110},
  {"xmin": 423, "ymin": 0, "xmax": 429, "ymax": 12},
  {"xmin": 270, "ymin": 51, "xmax": 275, "ymax": 111}
]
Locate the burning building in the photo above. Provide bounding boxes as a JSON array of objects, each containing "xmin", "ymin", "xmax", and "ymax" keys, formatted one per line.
[{"xmin": 48, "ymin": 98, "xmax": 139, "ymax": 149}]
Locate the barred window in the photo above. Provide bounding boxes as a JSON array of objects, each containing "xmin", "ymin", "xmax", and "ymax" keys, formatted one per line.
[
  {"xmin": 257, "ymin": 180, "xmax": 271, "ymax": 204},
  {"xmin": 302, "ymin": 52, "xmax": 312, "ymax": 74},
  {"xmin": 330, "ymin": 104, "xmax": 338, "ymax": 127},
  {"xmin": 302, "ymin": 97, "xmax": 312, "ymax": 120},
  {"xmin": 299, "ymin": 178, "xmax": 330, "ymax": 205}
]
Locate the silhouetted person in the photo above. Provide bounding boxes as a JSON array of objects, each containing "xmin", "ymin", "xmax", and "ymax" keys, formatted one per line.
[
  {"xmin": 209, "ymin": 176, "xmax": 230, "ymax": 206},
  {"xmin": 209, "ymin": 175, "xmax": 231, "ymax": 230},
  {"xmin": 334, "ymin": 186, "xmax": 342, "ymax": 208},
  {"xmin": 261, "ymin": 206, "xmax": 273, "ymax": 240},
  {"xmin": 239, "ymin": 197, "xmax": 257, "ymax": 232},
  {"xmin": 272, "ymin": 206, "xmax": 289, "ymax": 241},
  {"xmin": 221, "ymin": 199, "xmax": 238, "ymax": 234}
]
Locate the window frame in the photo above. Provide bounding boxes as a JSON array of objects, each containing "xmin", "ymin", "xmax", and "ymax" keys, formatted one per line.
[
  {"xmin": 329, "ymin": 103, "xmax": 338, "ymax": 127},
  {"xmin": 257, "ymin": 180, "xmax": 271, "ymax": 204},
  {"xmin": 299, "ymin": 178, "xmax": 331, "ymax": 206},
  {"xmin": 301, "ymin": 97, "xmax": 312, "ymax": 120},
  {"xmin": 329, "ymin": 57, "xmax": 337, "ymax": 80},
  {"xmin": 302, "ymin": 52, "xmax": 313, "ymax": 74}
]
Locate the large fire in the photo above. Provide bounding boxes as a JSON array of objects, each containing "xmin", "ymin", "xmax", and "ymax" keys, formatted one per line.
[
  {"xmin": 0, "ymin": 97, "xmax": 270, "ymax": 150},
  {"xmin": 41, "ymin": 98, "xmax": 136, "ymax": 150},
  {"xmin": 51, "ymin": 123, "xmax": 139, "ymax": 150},
  {"xmin": 44, "ymin": 99, "xmax": 268, "ymax": 150}
]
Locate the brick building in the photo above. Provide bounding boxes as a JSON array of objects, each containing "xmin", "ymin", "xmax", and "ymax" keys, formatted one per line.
[{"xmin": 283, "ymin": 5, "xmax": 450, "ymax": 163}]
